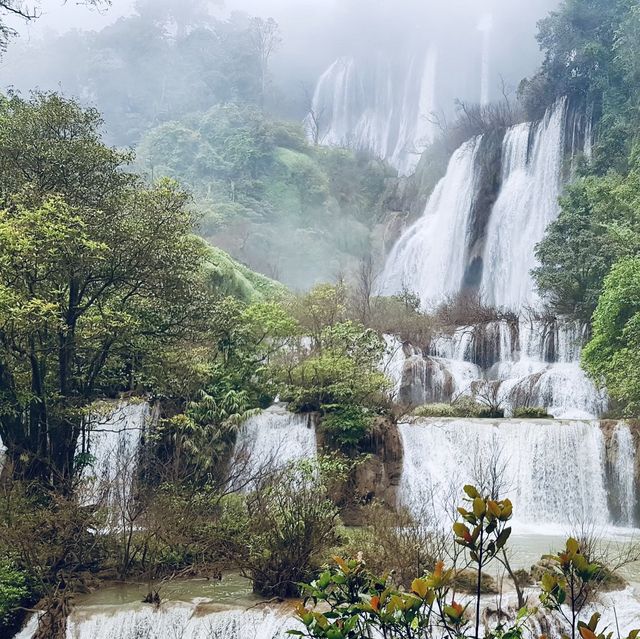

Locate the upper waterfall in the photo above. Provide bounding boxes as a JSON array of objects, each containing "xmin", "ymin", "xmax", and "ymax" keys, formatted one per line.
[
  {"xmin": 379, "ymin": 99, "xmax": 571, "ymax": 311},
  {"xmin": 306, "ymin": 48, "xmax": 437, "ymax": 175},
  {"xmin": 481, "ymin": 99, "xmax": 567, "ymax": 309},
  {"xmin": 378, "ymin": 136, "xmax": 482, "ymax": 304}
]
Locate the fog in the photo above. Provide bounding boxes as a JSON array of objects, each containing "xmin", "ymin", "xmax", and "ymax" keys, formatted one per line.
[
  {"xmin": 3, "ymin": 0, "xmax": 560, "ymax": 115},
  {"xmin": 0, "ymin": 0, "xmax": 563, "ymax": 287}
]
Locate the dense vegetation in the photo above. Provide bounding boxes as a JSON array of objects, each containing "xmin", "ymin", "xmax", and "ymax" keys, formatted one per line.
[
  {"xmin": 0, "ymin": 92, "xmax": 401, "ymax": 638},
  {"xmin": 136, "ymin": 105, "xmax": 393, "ymax": 288},
  {"xmin": 2, "ymin": 0, "xmax": 640, "ymax": 636},
  {"xmin": 526, "ymin": 0, "xmax": 640, "ymax": 414}
]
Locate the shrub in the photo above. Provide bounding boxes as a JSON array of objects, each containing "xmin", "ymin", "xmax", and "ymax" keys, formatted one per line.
[
  {"xmin": 221, "ymin": 458, "xmax": 345, "ymax": 598},
  {"xmin": 0, "ymin": 560, "xmax": 32, "ymax": 635},
  {"xmin": 413, "ymin": 403, "xmax": 458, "ymax": 418},
  {"xmin": 413, "ymin": 398, "xmax": 496, "ymax": 418},
  {"xmin": 341, "ymin": 503, "xmax": 443, "ymax": 589},
  {"xmin": 513, "ymin": 406, "xmax": 550, "ymax": 419},
  {"xmin": 320, "ymin": 404, "xmax": 373, "ymax": 451}
]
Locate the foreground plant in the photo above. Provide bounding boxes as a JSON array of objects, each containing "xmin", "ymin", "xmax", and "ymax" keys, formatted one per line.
[{"xmin": 291, "ymin": 486, "xmax": 640, "ymax": 639}]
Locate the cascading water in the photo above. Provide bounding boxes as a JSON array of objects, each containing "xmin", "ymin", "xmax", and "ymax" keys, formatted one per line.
[
  {"xmin": 17, "ymin": 605, "xmax": 298, "ymax": 639},
  {"xmin": 610, "ymin": 422, "xmax": 638, "ymax": 528},
  {"xmin": 377, "ymin": 99, "xmax": 608, "ymax": 418},
  {"xmin": 378, "ymin": 136, "xmax": 483, "ymax": 305},
  {"xmin": 480, "ymin": 99, "xmax": 567, "ymax": 310},
  {"xmin": 80, "ymin": 402, "xmax": 151, "ymax": 510},
  {"xmin": 379, "ymin": 98, "xmax": 569, "ymax": 312},
  {"xmin": 307, "ymin": 47, "xmax": 437, "ymax": 175},
  {"xmin": 398, "ymin": 418, "xmax": 627, "ymax": 529},
  {"xmin": 232, "ymin": 404, "xmax": 316, "ymax": 486}
]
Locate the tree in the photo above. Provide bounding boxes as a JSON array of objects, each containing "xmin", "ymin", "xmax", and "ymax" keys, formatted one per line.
[
  {"xmin": 582, "ymin": 257, "xmax": 640, "ymax": 415},
  {"xmin": 0, "ymin": 93, "xmax": 213, "ymax": 490},
  {"xmin": 250, "ymin": 17, "xmax": 281, "ymax": 108},
  {"xmin": 0, "ymin": 1, "xmax": 108, "ymax": 54},
  {"xmin": 533, "ymin": 168, "xmax": 640, "ymax": 321}
]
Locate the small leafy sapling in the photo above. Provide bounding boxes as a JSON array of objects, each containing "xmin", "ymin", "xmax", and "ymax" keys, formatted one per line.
[
  {"xmin": 452, "ymin": 485, "xmax": 513, "ymax": 639},
  {"xmin": 539, "ymin": 538, "xmax": 624, "ymax": 639}
]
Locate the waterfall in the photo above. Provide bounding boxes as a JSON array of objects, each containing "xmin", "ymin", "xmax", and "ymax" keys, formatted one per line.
[
  {"xmin": 233, "ymin": 405, "xmax": 316, "ymax": 486},
  {"xmin": 379, "ymin": 99, "xmax": 569, "ymax": 312},
  {"xmin": 307, "ymin": 47, "xmax": 437, "ymax": 175},
  {"xmin": 378, "ymin": 137, "xmax": 482, "ymax": 305},
  {"xmin": 480, "ymin": 99, "xmax": 567, "ymax": 310},
  {"xmin": 477, "ymin": 14, "xmax": 493, "ymax": 106},
  {"xmin": 395, "ymin": 318, "xmax": 607, "ymax": 418},
  {"xmin": 398, "ymin": 418, "xmax": 617, "ymax": 530},
  {"xmin": 611, "ymin": 422, "xmax": 637, "ymax": 528},
  {"xmin": 80, "ymin": 402, "xmax": 150, "ymax": 509},
  {"xmin": 17, "ymin": 605, "xmax": 298, "ymax": 639}
]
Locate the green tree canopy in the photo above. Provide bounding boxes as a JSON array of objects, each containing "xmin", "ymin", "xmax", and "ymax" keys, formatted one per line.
[
  {"xmin": 582, "ymin": 256, "xmax": 640, "ymax": 415},
  {"xmin": 0, "ymin": 93, "xmax": 213, "ymax": 489},
  {"xmin": 533, "ymin": 168, "xmax": 640, "ymax": 320}
]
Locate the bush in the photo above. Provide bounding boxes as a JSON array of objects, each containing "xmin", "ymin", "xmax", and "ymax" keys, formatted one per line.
[
  {"xmin": 220, "ymin": 459, "xmax": 344, "ymax": 598},
  {"xmin": 340, "ymin": 503, "xmax": 443, "ymax": 589},
  {"xmin": 320, "ymin": 404, "xmax": 373, "ymax": 451},
  {"xmin": 413, "ymin": 398, "xmax": 496, "ymax": 418},
  {"xmin": 512, "ymin": 407, "xmax": 550, "ymax": 419},
  {"xmin": 413, "ymin": 403, "xmax": 458, "ymax": 418},
  {"xmin": 0, "ymin": 560, "xmax": 32, "ymax": 635}
]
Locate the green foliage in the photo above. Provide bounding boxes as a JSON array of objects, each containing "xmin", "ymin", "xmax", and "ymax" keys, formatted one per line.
[
  {"xmin": 3, "ymin": 4, "xmax": 266, "ymax": 144},
  {"xmin": 148, "ymin": 296, "xmax": 298, "ymax": 482},
  {"xmin": 512, "ymin": 407, "xmax": 551, "ymax": 419},
  {"xmin": 0, "ymin": 560, "xmax": 31, "ymax": 632},
  {"xmin": 320, "ymin": 405, "xmax": 372, "ymax": 451},
  {"xmin": 367, "ymin": 293, "xmax": 433, "ymax": 346},
  {"xmin": 583, "ymin": 257, "xmax": 640, "ymax": 415},
  {"xmin": 534, "ymin": 169, "xmax": 640, "ymax": 320},
  {"xmin": 136, "ymin": 106, "xmax": 393, "ymax": 289},
  {"xmin": 203, "ymin": 243, "xmax": 288, "ymax": 303},
  {"xmin": 539, "ymin": 538, "xmax": 628, "ymax": 639},
  {"xmin": 281, "ymin": 321, "xmax": 388, "ymax": 413},
  {"xmin": 413, "ymin": 403, "xmax": 459, "ymax": 418},
  {"xmin": 0, "ymin": 92, "xmax": 216, "ymax": 487},
  {"xmin": 413, "ymin": 397, "xmax": 500, "ymax": 419},
  {"xmin": 520, "ymin": 0, "xmax": 640, "ymax": 174},
  {"xmin": 339, "ymin": 503, "xmax": 441, "ymax": 590}
]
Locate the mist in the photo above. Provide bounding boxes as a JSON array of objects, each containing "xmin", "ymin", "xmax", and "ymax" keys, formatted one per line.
[
  {"xmin": 2, "ymin": 0, "xmax": 559, "ymax": 119},
  {"xmin": 0, "ymin": 0, "xmax": 563, "ymax": 289}
]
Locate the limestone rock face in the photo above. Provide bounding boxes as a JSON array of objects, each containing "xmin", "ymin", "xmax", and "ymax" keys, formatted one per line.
[
  {"xmin": 338, "ymin": 417, "xmax": 403, "ymax": 524},
  {"xmin": 600, "ymin": 419, "xmax": 640, "ymax": 527}
]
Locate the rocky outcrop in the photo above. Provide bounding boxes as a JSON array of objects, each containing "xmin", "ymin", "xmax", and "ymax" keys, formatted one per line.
[
  {"xmin": 319, "ymin": 416, "xmax": 403, "ymax": 525},
  {"xmin": 600, "ymin": 419, "xmax": 640, "ymax": 527}
]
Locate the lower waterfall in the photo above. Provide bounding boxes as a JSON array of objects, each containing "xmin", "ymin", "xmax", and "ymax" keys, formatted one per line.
[
  {"xmin": 80, "ymin": 402, "xmax": 151, "ymax": 510},
  {"xmin": 398, "ymin": 418, "xmax": 638, "ymax": 530},
  {"xmin": 16, "ymin": 605, "xmax": 298, "ymax": 639},
  {"xmin": 232, "ymin": 404, "xmax": 317, "ymax": 485},
  {"xmin": 610, "ymin": 422, "xmax": 638, "ymax": 528}
]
